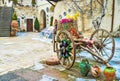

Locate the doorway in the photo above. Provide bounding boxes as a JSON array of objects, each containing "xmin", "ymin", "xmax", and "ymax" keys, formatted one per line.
[
  {"xmin": 40, "ymin": 10, "xmax": 46, "ymax": 30},
  {"xmin": 27, "ymin": 19, "xmax": 33, "ymax": 32}
]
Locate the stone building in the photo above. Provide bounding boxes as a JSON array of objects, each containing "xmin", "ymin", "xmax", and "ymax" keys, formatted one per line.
[
  {"xmin": 0, "ymin": 0, "xmax": 12, "ymax": 7},
  {"xmin": 13, "ymin": 0, "xmax": 54, "ymax": 32},
  {"xmin": 36, "ymin": 0, "xmax": 54, "ymax": 30},
  {"xmin": 54, "ymin": 0, "xmax": 120, "ymax": 32},
  {"xmin": 0, "ymin": 0, "xmax": 54, "ymax": 32},
  {"xmin": 13, "ymin": 0, "xmax": 36, "ymax": 32}
]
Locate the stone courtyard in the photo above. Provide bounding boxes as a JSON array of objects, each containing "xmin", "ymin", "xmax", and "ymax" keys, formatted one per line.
[
  {"xmin": 0, "ymin": 32, "xmax": 56, "ymax": 75},
  {"xmin": 0, "ymin": 32, "xmax": 120, "ymax": 81}
]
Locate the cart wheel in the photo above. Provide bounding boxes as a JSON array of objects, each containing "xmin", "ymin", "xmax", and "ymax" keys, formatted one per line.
[
  {"xmin": 90, "ymin": 29, "xmax": 115, "ymax": 63},
  {"xmin": 56, "ymin": 30, "xmax": 76, "ymax": 69}
]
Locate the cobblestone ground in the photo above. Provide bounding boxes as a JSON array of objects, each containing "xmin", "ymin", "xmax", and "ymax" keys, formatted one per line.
[{"xmin": 0, "ymin": 32, "xmax": 56, "ymax": 75}]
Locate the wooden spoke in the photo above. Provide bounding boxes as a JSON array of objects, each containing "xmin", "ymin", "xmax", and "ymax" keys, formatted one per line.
[
  {"xmin": 104, "ymin": 41, "xmax": 112, "ymax": 45},
  {"xmin": 102, "ymin": 48, "xmax": 109, "ymax": 57},
  {"xmin": 102, "ymin": 35, "xmax": 109, "ymax": 43},
  {"xmin": 90, "ymin": 29, "xmax": 115, "ymax": 63},
  {"xmin": 56, "ymin": 30, "xmax": 76, "ymax": 69},
  {"xmin": 104, "ymin": 47, "xmax": 112, "ymax": 50}
]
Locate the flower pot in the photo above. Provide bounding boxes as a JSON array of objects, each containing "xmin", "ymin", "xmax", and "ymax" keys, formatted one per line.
[
  {"xmin": 11, "ymin": 20, "xmax": 18, "ymax": 29},
  {"xmin": 91, "ymin": 65, "xmax": 101, "ymax": 78},
  {"xmin": 11, "ymin": 31, "xmax": 16, "ymax": 36},
  {"xmin": 104, "ymin": 66, "xmax": 116, "ymax": 81},
  {"xmin": 79, "ymin": 59, "xmax": 91, "ymax": 76}
]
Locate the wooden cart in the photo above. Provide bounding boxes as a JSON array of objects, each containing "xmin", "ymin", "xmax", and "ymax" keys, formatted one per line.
[{"xmin": 53, "ymin": 19, "xmax": 115, "ymax": 69}]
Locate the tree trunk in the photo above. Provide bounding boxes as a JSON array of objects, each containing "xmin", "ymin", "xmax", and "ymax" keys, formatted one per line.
[
  {"xmin": 81, "ymin": 13, "xmax": 85, "ymax": 32},
  {"xmin": 111, "ymin": 0, "xmax": 115, "ymax": 32}
]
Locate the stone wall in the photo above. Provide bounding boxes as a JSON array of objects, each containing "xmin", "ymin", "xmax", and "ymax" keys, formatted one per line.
[
  {"xmin": 14, "ymin": 6, "xmax": 37, "ymax": 31},
  {"xmin": 36, "ymin": 1, "xmax": 54, "ymax": 28}
]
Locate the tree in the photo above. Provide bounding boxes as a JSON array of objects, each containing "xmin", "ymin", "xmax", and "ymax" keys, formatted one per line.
[
  {"xmin": 31, "ymin": 0, "xmax": 36, "ymax": 6},
  {"xmin": 65, "ymin": 0, "xmax": 108, "ymax": 31},
  {"xmin": 13, "ymin": 0, "xmax": 18, "ymax": 5},
  {"xmin": 12, "ymin": 13, "xmax": 17, "ymax": 20},
  {"xmin": 34, "ymin": 18, "xmax": 40, "ymax": 31}
]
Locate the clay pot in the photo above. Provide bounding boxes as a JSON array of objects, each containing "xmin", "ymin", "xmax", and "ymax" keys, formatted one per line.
[
  {"xmin": 46, "ymin": 57, "xmax": 60, "ymax": 65},
  {"xmin": 10, "ymin": 31, "xmax": 16, "ymax": 36},
  {"xmin": 79, "ymin": 59, "xmax": 91, "ymax": 76},
  {"xmin": 104, "ymin": 66, "xmax": 116, "ymax": 81},
  {"xmin": 11, "ymin": 20, "xmax": 18, "ymax": 29},
  {"xmin": 91, "ymin": 65, "xmax": 101, "ymax": 78}
]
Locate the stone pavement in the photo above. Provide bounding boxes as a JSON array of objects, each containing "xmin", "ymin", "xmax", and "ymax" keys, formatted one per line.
[
  {"xmin": 0, "ymin": 32, "xmax": 56, "ymax": 75},
  {"xmin": 0, "ymin": 32, "xmax": 120, "ymax": 81}
]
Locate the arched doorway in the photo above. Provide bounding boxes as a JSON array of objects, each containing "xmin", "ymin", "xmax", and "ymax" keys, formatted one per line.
[{"xmin": 40, "ymin": 10, "xmax": 46, "ymax": 30}]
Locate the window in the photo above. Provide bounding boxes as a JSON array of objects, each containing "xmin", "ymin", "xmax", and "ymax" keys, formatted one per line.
[
  {"xmin": 68, "ymin": 9, "xmax": 71, "ymax": 13},
  {"xmin": 46, "ymin": 7, "xmax": 49, "ymax": 12},
  {"xmin": 59, "ymin": 15, "xmax": 62, "ymax": 19},
  {"xmin": 63, "ymin": 12, "xmax": 67, "ymax": 16}
]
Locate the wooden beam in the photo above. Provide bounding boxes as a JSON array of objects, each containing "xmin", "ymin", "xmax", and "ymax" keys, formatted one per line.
[{"xmin": 111, "ymin": 0, "xmax": 115, "ymax": 32}]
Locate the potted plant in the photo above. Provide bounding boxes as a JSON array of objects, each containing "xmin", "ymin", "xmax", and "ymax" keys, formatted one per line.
[
  {"xmin": 11, "ymin": 13, "xmax": 18, "ymax": 36},
  {"xmin": 34, "ymin": 18, "xmax": 40, "ymax": 32},
  {"xmin": 13, "ymin": 0, "xmax": 18, "ymax": 5}
]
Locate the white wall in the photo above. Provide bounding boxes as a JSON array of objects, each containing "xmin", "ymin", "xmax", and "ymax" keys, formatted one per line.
[
  {"xmin": 113, "ymin": 0, "xmax": 120, "ymax": 31},
  {"xmin": 54, "ymin": 0, "xmax": 120, "ymax": 32},
  {"xmin": 0, "ymin": 0, "xmax": 13, "ymax": 7},
  {"xmin": 36, "ymin": 0, "xmax": 49, "ymax": 6},
  {"xmin": 17, "ymin": 0, "xmax": 32, "ymax": 6},
  {"xmin": 36, "ymin": 0, "xmax": 54, "ymax": 28},
  {"xmin": 15, "ymin": 6, "xmax": 36, "ymax": 31}
]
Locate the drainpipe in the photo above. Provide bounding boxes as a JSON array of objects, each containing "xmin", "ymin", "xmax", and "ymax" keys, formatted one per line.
[{"xmin": 111, "ymin": 0, "xmax": 115, "ymax": 32}]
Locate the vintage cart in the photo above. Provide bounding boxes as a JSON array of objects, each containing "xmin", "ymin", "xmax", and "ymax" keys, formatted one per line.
[{"xmin": 53, "ymin": 18, "xmax": 115, "ymax": 69}]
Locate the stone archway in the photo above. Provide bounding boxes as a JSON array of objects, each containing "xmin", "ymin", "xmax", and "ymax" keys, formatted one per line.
[{"xmin": 40, "ymin": 10, "xmax": 46, "ymax": 30}]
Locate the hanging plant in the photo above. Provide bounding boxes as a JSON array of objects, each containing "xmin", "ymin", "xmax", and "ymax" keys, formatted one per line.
[
  {"xmin": 12, "ymin": 13, "xmax": 17, "ymax": 20},
  {"xmin": 13, "ymin": 0, "xmax": 18, "ymax": 5},
  {"xmin": 31, "ymin": 0, "xmax": 36, "ymax": 6}
]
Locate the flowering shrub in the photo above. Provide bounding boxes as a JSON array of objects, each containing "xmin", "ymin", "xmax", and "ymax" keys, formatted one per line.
[{"xmin": 61, "ymin": 18, "xmax": 73, "ymax": 24}]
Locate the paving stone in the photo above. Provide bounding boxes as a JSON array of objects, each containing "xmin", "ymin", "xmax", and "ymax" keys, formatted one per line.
[{"xmin": 0, "ymin": 73, "xmax": 27, "ymax": 81}]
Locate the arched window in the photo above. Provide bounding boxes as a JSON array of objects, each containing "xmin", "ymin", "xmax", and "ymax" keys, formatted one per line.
[
  {"xmin": 63, "ymin": 12, "xmax": 67, "ymax": 16},
  {"xmin": 59, "ymin": 15, "xmax": 62, "ymax": 19},
  {"xmin": 46, "ymin": 7, "xmax": 49, "ymax": 12},
  {"xmin": 68, "ymin": 9, "xmax": 71, "ymax": 13}
]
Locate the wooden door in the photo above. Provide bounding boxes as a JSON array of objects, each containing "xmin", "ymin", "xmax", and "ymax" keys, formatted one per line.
[{"xmin": 27, "ymin": 19, "xmax": 33, "ymax": 32}]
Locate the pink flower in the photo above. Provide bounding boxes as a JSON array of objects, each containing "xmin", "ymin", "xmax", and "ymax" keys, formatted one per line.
[
  {"xmin": 61, "ymin": 18, "xmax": 73, "ymax": 24},
  {"xmin": 68, "ymin": 18, "xmax": 73, "ymax": 22}
]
